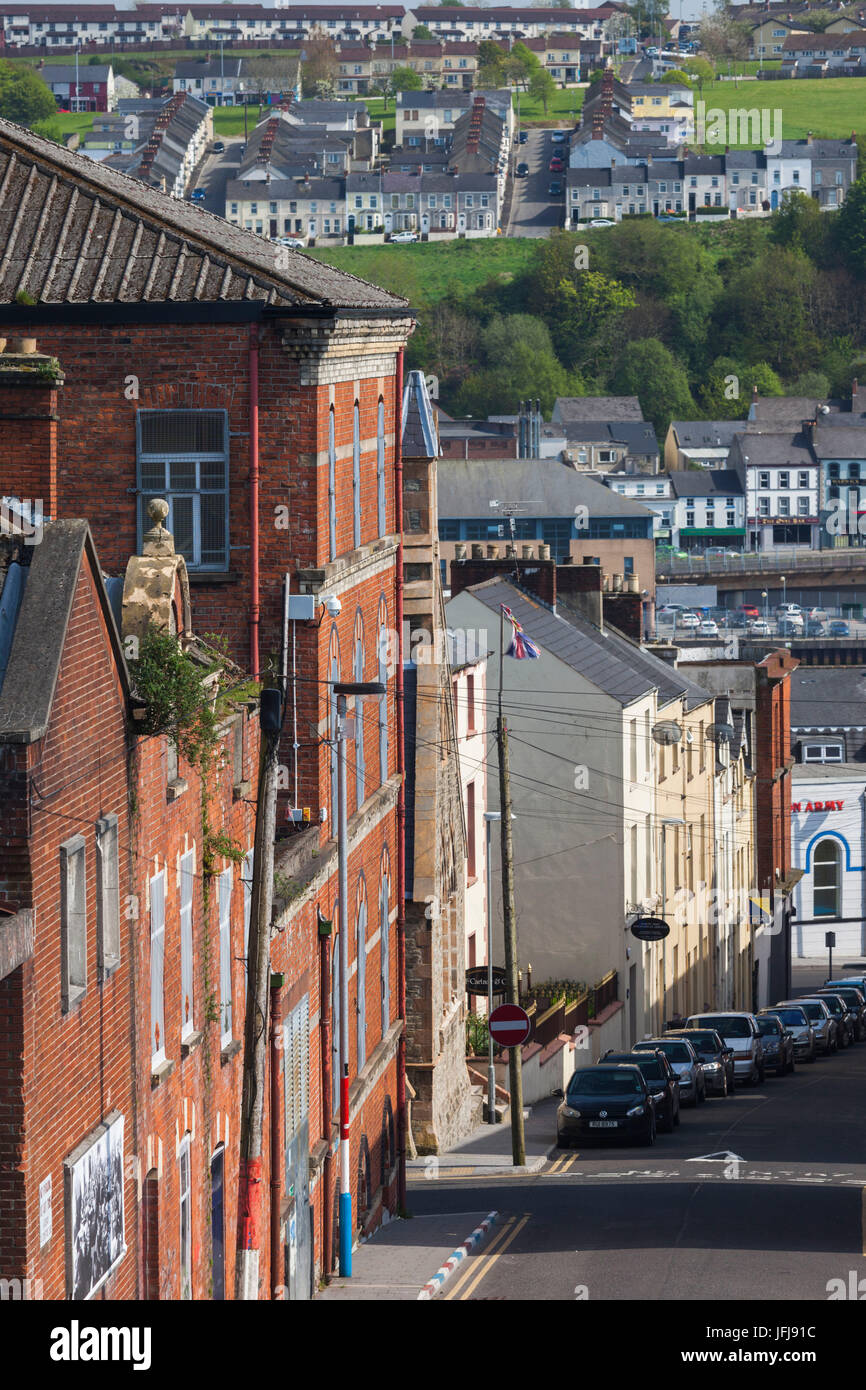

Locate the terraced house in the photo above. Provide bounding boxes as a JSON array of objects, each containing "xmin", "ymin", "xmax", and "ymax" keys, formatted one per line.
[{"xmin": 0, "ymin": 112, "xmax": 430, "ymax": 1296}]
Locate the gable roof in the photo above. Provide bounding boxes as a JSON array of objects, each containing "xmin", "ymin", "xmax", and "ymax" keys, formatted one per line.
[
  {"xmin": 437, "ymin": 456, "xmax": 654, "ymax": 520},
  {"xmin": 671, "ymin": 420, "xmax": 745, "ymax": 449},
  {"xmin": 0, "ymin": 116, "xmax": 406, "ymax": 312},
  {"xmin": 790, "ymin": 666, "xmax": 866, "ymax": 731},
  {"xmin": 668, "ymin": 469, "xmax": 744, "ymax": 498},
  {"xmin": 553, "ymin": 395, "xmax": 644, "ymax": 424}
]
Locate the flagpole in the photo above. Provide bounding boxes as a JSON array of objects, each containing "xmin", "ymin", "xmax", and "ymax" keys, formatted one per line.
[{"xmin": 497, "ymin": 604, "xmax": 526, "ymax": 1167}]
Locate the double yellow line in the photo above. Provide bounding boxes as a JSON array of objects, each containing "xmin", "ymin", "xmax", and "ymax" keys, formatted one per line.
[
  {"xmin": 547, "ymin": 1154, "xmax": 579, "ymax": 1176},
  {"xmin": 442, "ymin": 1213, "xmax": 531, "ymax": 1300}
]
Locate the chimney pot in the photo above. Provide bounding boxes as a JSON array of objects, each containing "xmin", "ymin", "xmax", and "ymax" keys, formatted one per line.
[
  {"xmin": 487, "ymin": 544, "xmax": 499, "ymax": 558},
  {"xmin": 538, "ymin": 543, "xmax": 551, "ymax": 560},
  {"xmin": 455, "ymin": 542, "xmax": 467, "ymax": 560},
  {"xmin": 471, "ymin": 543, "xmax": 484, "ymax": 559},
  {"xmin": 521, "ymin": 544, "xmax": 533, "ymax": 559}
]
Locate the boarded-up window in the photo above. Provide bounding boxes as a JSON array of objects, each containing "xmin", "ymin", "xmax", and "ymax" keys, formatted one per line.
[{"xmin": 61, "ymin": 835, "xmax": 87, "ymax": 1010}]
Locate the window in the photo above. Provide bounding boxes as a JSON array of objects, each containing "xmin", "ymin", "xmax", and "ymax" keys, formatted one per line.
[
  {"xmin": 814, "ymin": 170, "xmax": 822, "ymax": 186},
  {"xmin": 61, "ymin": 836, "xmax": 87, "ymax": 1010},
  {"xmin": 778, "ymin": 471, "xmax": 789, "ymax": 489},
  {"xmin": 378, "ymin": 600, "xmax": 389, "ymax": 783},
  {"xmin": 96, "ymin": 815, "xmax": 120, "ymax": 978},
  {"xmin": 380, "ymin": 854, "xmax": 391, "ymax": 1034},
  {"xmin": 137, "ymin": 410, "xmax": 229, "ymax": 570},
  {"xmin": 353, "ymin": 400, "xmax": 361, "ymax": 550},
  {"xmin": 376, "ymin": 397, "xmax": 386, "ymax": 536},
  {"xmin": 150, "ymin": 870, "xmax": 166, "ymax": 1064},
  {"xmin": 327, "ymin": 406, "xmax": 336, "ymax": 562},
  {"xmin": 803, "ymin": 742, "xmax": 843, "ymax": 762},
  {"xmin": 211, "ymin": 1147, "xmax": 225, "ymax": 1301},
  {"xmin": 798, "ymin": 470, "xmax": 810, "ymax": 489},
  {"xmin": 759, "ymin": 471, "xmax": 770, "ymax": 489},
  {"xmin": 798, "ymin": 496, "xmax": 809, "ymax": 516},
  {"xmin": 180, "ymin": 850, "xmax": 195, "ymax": 1040},
  {"xmin": 179, "ymin": 1135, "xmax": 192, "ymax": 1300},
  {"xmin": 354, "ymin": 615, "xmax": 365, "ymax": 807},
  {"xmin": 758, "ymin": 498, "xmax": 770, "ymax": 517},
  {"xmin": 813, "ymin": 839, "xmax": 841, "ymax": 917},
  {"xmin": 218, "ymin": 866, "xmax": 233, "ymax": 1046},
  {"xmin": 778, "ymin": 496, "xmax": 790, "ymax": 516}
]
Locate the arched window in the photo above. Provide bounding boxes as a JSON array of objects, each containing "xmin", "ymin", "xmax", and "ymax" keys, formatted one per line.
[
  {"xmin": 377, "ymin": 596, "xmax": 388, "ymax": 785},
  {"xmin": 329, "ymin": 626, "xmax": 340, "ymax": 831},
  {"xmin": 356, "ymin": 874, "xmax": 368, "ymax": 1070},
  {"xmin": 376, "ymin": 396, "xmax": 386, "ymax": 537},
  {"xmin": 813, "ymin": 839, "xmax": 842, "ymax": 917},
  {"xmin": 328, "ymin": 406, "xmax": 336, "ymax": 562},
  {"xmin": 380, "ymin": 848, "xmax": 391, "ymax": 1033},
  {"xmin": 354, "ymin": 610, "xmax": 365, "ymax": 809},
  {"xmin": 352, "ymin": 400, "xmax": 361, "ymax": 550}
]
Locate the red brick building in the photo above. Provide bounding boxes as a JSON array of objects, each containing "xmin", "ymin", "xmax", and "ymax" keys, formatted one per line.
[{"xmin": 0, "ymin": 114, "xmax": 415, "ymax": 1296}]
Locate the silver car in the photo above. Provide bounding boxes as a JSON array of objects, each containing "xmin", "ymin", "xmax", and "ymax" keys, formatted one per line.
[
  {"xmin": 775, "ymin": 998, "xmax": 837, "ymax": 1055},
  {"xmin": 684, "ymin": 1012, "xmax": 765, "ymax": 1084},
  {"xmin": 759, "ymin": 1006, "xmax": 816, "ymax": 1062},
  {"xmin": 633, "ymin": 1037, "xmax": 706, "ymax": 1106}
]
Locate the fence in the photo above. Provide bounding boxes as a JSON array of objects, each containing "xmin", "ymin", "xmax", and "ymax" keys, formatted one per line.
[
  {"xmin": 527, "ymin": 970, "xmax": 617, "ymax": 1048},
  {"xmin": 658, "ymin": 547, "xmax": 866, "ymax": 578}
]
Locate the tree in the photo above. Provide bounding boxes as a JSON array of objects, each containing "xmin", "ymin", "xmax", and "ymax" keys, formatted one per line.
[
  {"xmin": 697, "ymin": 14, "xmax": 750, "ymax": 65},
  {"xmin": 300, "ymin": 38, "xmax": 338, "ymax": 97},
  {"xmin": 770, "ymin": 188, "xmax": 832, "ymax": 264},
  {"xmin": 243, "ymin": 54, "xmax": 301, "ymax": 106},
  {"xmin": 0, "ymin": 62, "xmax": 56, "ymax": 127},
  {"xmin": 835, "ymin": 176, "xmax": 866, "ymax": 280},
  {"xmin": 504, "ymin": 42, "xmax": 541, "ymax": 91},
  {"xmin": 608, "ymin": 337, "xmax": 696, "ymax": 437},
  {"xmin": 529, "ymin": 68, "xmax": 556, "ymax": 115},
  {"xmin": 797, "ymin": 9, "xmax": 836, "ymax": 32},
  {"xmin": 717, "ymin": 248, "xmax": 819, "ymax": 376},
  {"xmin": 412, "ymin": 24, "xmax": 434, "ymax": 38},
  {"xmin": 684, "ymin": 56, "xmax": 714, "ymax": 93},
  {"xmin": 660, "ymin": 69, "xmax": 693, "ymax": 87},
  {"xmin": 697, "ymin": 355, "xmax": 782, "ymax": 417},
  {"xmin": 391, "ymin": 66, "xmax": 422, "ymax": 92},
  {"xmin": 453, "ymin": 313, "xmax": 581, "ymax": 417}
]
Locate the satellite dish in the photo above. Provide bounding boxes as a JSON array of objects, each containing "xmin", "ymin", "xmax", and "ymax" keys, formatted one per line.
[
  {"xmin": 706, "ymin": 722, "xmax": 736, "ymax": 744},
  {"xmin": 652, "ymin": 720, "xmax": 683, "ymax": 746}
]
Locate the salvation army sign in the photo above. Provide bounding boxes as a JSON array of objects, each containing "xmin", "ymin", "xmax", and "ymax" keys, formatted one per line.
[{"xmin": 791, "ymin": 799, "xmax": 845, "ymax": 813}]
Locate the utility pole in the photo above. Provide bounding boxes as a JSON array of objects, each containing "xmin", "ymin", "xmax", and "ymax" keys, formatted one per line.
[
  {"xmin": 497, "ymin": 609, "xmax": 525, "ymax": 1167},
  {"xmin": 235, "ymin": 687, "xmax": 283, "ymax": 1299}
]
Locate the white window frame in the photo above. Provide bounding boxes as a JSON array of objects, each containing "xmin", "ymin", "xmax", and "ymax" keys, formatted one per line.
[
  {"xmin": 61, "ymin": 835, "xmax": 87, "ymax": 1011},
  {"xmin": 96, "ymin": 814, "xmax": 120, "ymax": 978}
]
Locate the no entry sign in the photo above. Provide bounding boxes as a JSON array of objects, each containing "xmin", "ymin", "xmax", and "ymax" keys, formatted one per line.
[{"xmin": 488, "ymin": 1002, "xmax": 531, "ymax": 1048}]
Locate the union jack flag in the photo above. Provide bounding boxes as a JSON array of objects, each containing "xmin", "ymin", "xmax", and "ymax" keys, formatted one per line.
[{"xmin": 502, "ymin": 604, "xmax": 541, "ymax": 660}]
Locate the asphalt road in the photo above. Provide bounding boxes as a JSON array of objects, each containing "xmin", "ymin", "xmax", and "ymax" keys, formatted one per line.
[
  {"xmin": 200, "ymin": 136, "xmax": 246, "ymax": 218},
  {"xmin": 507, "ymin": 128, "xmax": 565, "ymax": 239},
  {"xmin": 409, "ymin": 1032, "xmax": 866, "ymax": 1301}
]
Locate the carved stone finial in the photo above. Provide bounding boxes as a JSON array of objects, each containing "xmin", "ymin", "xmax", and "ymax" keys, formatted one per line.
[{"xmin": 143, "ymin": 497, "xmax": 174, "ymax": 557}]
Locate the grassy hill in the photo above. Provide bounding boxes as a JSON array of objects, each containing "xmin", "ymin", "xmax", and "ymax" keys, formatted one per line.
[{"xmin": 307, "ymin": 238, "xmax": 539, "ymax": 310}]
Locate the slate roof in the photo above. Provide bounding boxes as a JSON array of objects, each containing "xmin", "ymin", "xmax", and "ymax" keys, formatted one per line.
[
  {"xmin": 0, "ymin": 116, "xmax": 406, "ymax": 311},
  {"xmin": 437, "ymin": 457, "xmax": 654, "ymax": 520},
  {"xmin": 812, "ymin": 425, "xmax": 866, "ymax": 461},
  {"xmin": 561, "ymin": 421, "xmax": 659, "ymax": 455},
  {"xmin": 402, "ymin": 369, "xmax": 438, "ymax": 459},
  {"xmin": 729, "ymin": 431, "xmax": 815, "ymax": 468},
  {"xmin": 671, "ymin": 421, "xmax": 745, "ymax": 450},
  {"xmin": 553, "ymin": 396, "xmax": 644, "ymax": 424},
  {"xmin": 749, "ymin": 396, "xmax": 843, "ymax": 427},
  {"xmin": 174, "ymin": 59, "xmax": 243, "ymax": 80},
  {"xmin": 466, "ymin": 578, "xmax": 710, "ymax": 711},
  {"xmin": 668, "ymin": 469, "xmax": 744, "ymax": 498},
  {"xmin": 790, "ymin": 666, "xmax": 866, "ymax": 730},
  {"xmin": 42, "ymin": 64, "xmax": 113, "ymax": 83}
]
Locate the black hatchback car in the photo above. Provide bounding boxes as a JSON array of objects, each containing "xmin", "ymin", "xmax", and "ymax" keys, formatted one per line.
[
  {"xmin": 557, "ymin": 1064, "xmax": 655, "ymax": 1147},
  {"xmin": 664, "ymin": 1028, "xmax": 735, "ymax": 1096},
  {"xmin": 602, "ymin": 1050, "xmax": 680, "ymax": 1132},
  {"xmin": 755, "ymin": 1013, "xmax": 795, "ymax": 1074}
]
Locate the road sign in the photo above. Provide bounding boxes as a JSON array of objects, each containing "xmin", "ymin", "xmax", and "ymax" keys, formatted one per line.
[
  {"xmin": 465, "ymin": 966, "xmax": 507, "ymax": 997},
  {"xmin": 488, "ymin": 1002, "xmax": 531, "ymax": 1048}
]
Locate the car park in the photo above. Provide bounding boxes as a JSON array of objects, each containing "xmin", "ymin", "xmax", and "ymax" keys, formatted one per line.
[
  {"xmin": 749, "ymin": 619, "xmax": 772, "ymax": 636},
  {"xmin": 664, "ymin": 1028, "xmax": 735, "ymax": 1095},
  {"xmin": 678, "ymin": 612, "xmax": 700, "ymax": 629},
  {"xmin": 633, "ymin": 1037, "xmax": 706, "ymax": 1106},
  {"xmin": 755, "ymin": 1014, "xmax": 795, "ymax": 1074},
  {"xmin": 806, "ymin": 619, "xmax": 826, "ymax": 636},
  {"xmin": 830, "ymin": 620, "xmax": 851, "ymax": 636},
  {"xmin": 684, "ymin": 1012, "xmax": 765, "ymax": 1084},
  {"xmin": 804, "ymin": 992, "xmax": 854, "ymax": 1047},
  {"xmin": 601, "ymin": 1050, "xmax": 680, "ymax": 1131},
  {"xmin": 776, "ymin": 603, "xmax": 802, "ymax": 617},
  {"xmin": 557, "ymin": 1064, "xmax": 656, "ymax": 1146},
  {"xmin": 699, "ymin": 619, "xmax": 719, "ymax": 637},
  {"xmin": 759, "ymin": 1006, "xmax": 816, "ymax": 1063},
  {"xmin": 516, "ymin": 161, "xmax": 530, "ymax": 177},
  {"xmin": 548, "ymin": 181, "xmax": 563, "ymax": 196},
  {"xmin": 775, "ymin": 998, "xmax": 836, "ymax": 1054}
]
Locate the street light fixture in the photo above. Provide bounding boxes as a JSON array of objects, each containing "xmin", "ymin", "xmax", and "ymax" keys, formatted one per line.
[
  {"xmin": 781, "ymin": 575, "xmax": 787, "ymax": 610},
  {"xmin": 761, "ymin": 589, "xmax": 768, "ymax": 621},
  {"xmin": 333, "ymin": 680, "xmax": 385, "ymax": 1277}
]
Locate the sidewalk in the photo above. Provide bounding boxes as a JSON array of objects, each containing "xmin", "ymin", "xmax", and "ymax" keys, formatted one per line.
[
  {"xmin": 319, "ymin": 1099, "xmax": 559, "ymax": 1301},
  {"xmin": 791, "ymin": 954, "xmax": 866, "ymax": 994}
]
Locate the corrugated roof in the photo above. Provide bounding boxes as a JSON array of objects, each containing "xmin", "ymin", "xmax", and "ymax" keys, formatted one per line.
[{"xmin": 0, "ymin": 115, "xmax": 407, "ymax": 311}]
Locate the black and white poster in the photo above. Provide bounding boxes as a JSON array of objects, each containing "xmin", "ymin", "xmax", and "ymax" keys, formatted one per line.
[{"xmin": 65, "ymin": 1112, "xmax": 125, "ymax": 1300}]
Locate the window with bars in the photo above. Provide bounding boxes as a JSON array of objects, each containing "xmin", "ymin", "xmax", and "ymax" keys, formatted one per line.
[
  {"xmin": 136, "ymin": 410, "xmax": 229, "ymax": 570},
  {"xmin": 96, "ymin": 815, "xmax": 120, "ymax": 978},
  {"xmin": 284, "ymin": 994, "xmax": 310, "ymax": 1144},
  {"xmin": 61, "ymin": 836, "xmax": 87, "ymax": 1011}
]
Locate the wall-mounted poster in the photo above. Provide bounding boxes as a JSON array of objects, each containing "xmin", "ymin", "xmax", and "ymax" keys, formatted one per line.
[{"xmin": 64, "ymin": 1111, "xmax": 125, "ymax": 1300}]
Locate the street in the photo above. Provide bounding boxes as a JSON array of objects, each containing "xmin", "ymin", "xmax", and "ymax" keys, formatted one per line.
[
  {"xmin": 199, "ymin": 136, "xmax": 246, "ymax": 217},
  {"xmin": 507, "ymin": 127, "xmax": 566, "ymax": 238},
  {"xmin": 409, "ymin": 981, "xmax": 866, "ymax": 1301}
]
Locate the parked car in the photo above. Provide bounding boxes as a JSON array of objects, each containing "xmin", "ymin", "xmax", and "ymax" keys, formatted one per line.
[
  {"xmin": 389, "ymin": 231, "xmax": 418, "ymax": 243},
  {"xmin": 657, "ymin": 215, "xmax": 680, "ymax": 223},
  {"xmin": 776, "ymin": 603, "xmax": 802, "ymax": 617},
  {"xmin": 684, "ymin": 1012, "xmax": 765, "ymax": 1084},
  {"xmin": 778, "ymin": 618, "xmax": 803, "ymax": 637},
  {"xmin": 212, "ymin": 140, "xmax": 226, "ymax": 153},
  {"xmin": 699, "ymin": 619, "xmax": 719, "ymax": 637},
  {"xmin": 275, "ymin": 236, "xmax": 305, "ymax": 248},
  {"xmin": 804, "ymin": 992, "xmax": 854, "ymax": 1047},
  {"xmin": 518, "ymin": 130, "xmax": 528, "ymax": 144},
  {"xmin": 755, "ymin": 1014, "xmax": 795, "ymax": 1074},
  {"xmin": 551, "ymin": 130, "xmax": 568, "ymax": 143},
  {"xmin": 602, "ymin": 1050, "xmax": 680, "ymax": 1132},
  {"xmin": 678, "ymin": 612, "xmax": 700, "ymax": 629},
  {"xmin": 664, "ymin": 1028, "xmax": 735, "ymax": 1096},
  {"xmin": 749, "ymin": 619, "xmax": 772, "ymax": 636},
  {"xmin": 759, "ymin": 1006, "xmax": 815, "ymax": 1062},
  {"xmin": 739, "ymin": 605, "xmax": 760, "ymax": 619},
  {"xmin": 188, "ymin": 188, "xmax": 207, "ymax": 201},
  {"xmin": 516, "ymin": 161, "xmax": 530, "ymax": 177},
  {"xmin": 557, "ymin": 1064, "xmax": 656, "ymax": 1146},
  {"xmin": 806, "ymin": 619, "xmax": 826, "ymax": 636},
  {"xmin": 825, "ymin": 979, "xmax": 866, "ymax": 1038},
  {"xmin": 775, "ymin": 998, "xmax": 836, "ymax": 1054},
  {"xmin": 830, "ymin": 620, "xmax": 851, "ymax": 636},
  {"xmin": 657, "ymin": 605, "xmax": 680, "ymax": 620},
  {"xmin": 633, "ymin": 1037, "xmax": 706, "ymax": 1107},
  {"xmin": 548, "ymin": 180, "xmax": 563, "ymax": 196},
  {"xmin": 588, "ymin": 218, "xmax": 615, "ymax": 227},
  {"xmin": 549, "ymin": 156, "xmax": 565, "ymax": 172},
  {"xmin": 807, "ymin": 607, "xmax": 828, "ymax": 620}
]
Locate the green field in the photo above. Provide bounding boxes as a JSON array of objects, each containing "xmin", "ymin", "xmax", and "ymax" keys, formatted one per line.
[
  {"xmin": 692, "ymin": 76, "xmax": 866, "ymax": 145},
  {"xmin": 307, "ymin": 238, "xmax": 539, "ymax": 310}
]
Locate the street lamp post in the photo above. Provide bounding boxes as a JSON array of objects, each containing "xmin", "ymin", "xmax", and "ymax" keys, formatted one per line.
[
  {"xmin": 781, "ymin": 575, "xmax": 786, "ymax": 610},
  {"xmin": 483, "ymin": 811, "xmax": 500, "ymax": 1123},
  {"xmin": 333, "ymin": 679, "xmax": 385, "ymax": 1277},
  {"xmin": 762, "ymin": 590, "xmax": 768, "ymax": 621}
]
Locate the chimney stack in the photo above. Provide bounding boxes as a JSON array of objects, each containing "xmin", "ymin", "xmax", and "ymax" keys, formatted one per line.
[{"xmin": 0, "ymin": 341, "xmax": 63, "ymax": 521}]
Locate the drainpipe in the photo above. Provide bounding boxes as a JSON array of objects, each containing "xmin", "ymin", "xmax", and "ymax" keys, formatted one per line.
[
  {"xmin": 395, "ymin": 347, "xmax": 407, "ymax": 1214},
  {"xmin": 269, "ymin": 973, "xmax": 284, "ymax": 1299},
  {"xmin": 249, "ymin": 323, "xmax": 261, "ymax": 678},
  {"xmin": 319, "ymin": 908, "xmax": 334, "ymax": 1278}
]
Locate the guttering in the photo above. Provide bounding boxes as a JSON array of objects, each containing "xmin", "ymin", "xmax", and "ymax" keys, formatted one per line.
[
  {"xmin": 249, "ymin": 322, "xmax": 260, "ymax": 678},
  {"xmin": 394, "ymin": 346, "xmax": 407, "ymax": 1214},
  {"xmin": 269, "ymin": 975, "xmax": 283, "ymax": 1299}
]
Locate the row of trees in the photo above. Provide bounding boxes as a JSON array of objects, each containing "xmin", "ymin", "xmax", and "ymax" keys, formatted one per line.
[{"xmin": 407, "ymin": 186, "xmax": 866, "ymax": 437}]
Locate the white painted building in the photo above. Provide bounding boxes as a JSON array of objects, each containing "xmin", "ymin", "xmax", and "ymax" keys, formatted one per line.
[
  {"xmin": 448, "ymin": 641, "xmax": 489, "ymax": 992},
  {"xmin": 791, "ymin": 765, "xmax": 866, "ymax": 959}
]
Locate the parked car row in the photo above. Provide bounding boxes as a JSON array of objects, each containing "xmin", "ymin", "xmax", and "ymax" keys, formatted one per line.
[
  {"xmin": 655, "ymin": 603, "xmax": 853, "ymax": 639},
  {"xmin": 556, "ymin": 981, "xmax": 866, "ymax": 1147}
]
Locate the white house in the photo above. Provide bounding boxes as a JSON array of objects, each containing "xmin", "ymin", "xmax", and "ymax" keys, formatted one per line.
[{"xmin": 791, "ymin": 766, "xmax": 866, "ymax": 959}]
